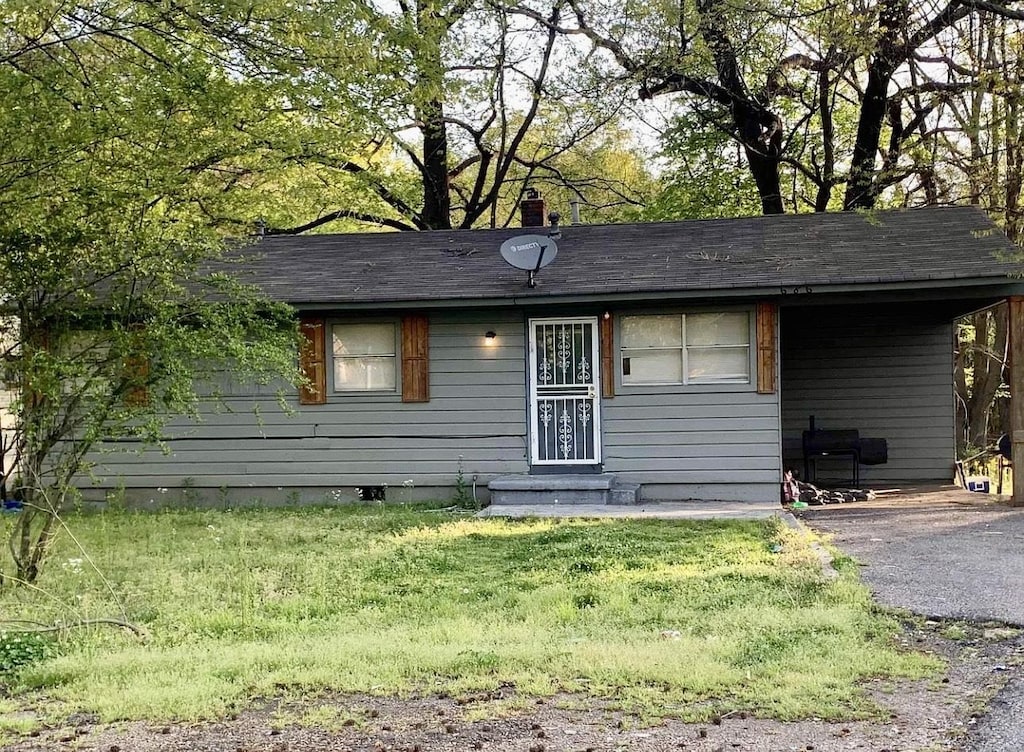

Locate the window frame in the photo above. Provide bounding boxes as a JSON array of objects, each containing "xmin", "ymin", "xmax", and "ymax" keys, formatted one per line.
[
  {"xmin": 617, "ymin": 308, "xmax": 755, "ymax": 391},
  {"xmin": 328, "ymin": 319, "xmax": 401, "ymax": 395}
]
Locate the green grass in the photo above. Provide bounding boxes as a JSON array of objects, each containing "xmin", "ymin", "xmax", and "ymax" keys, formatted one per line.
[{"xmin": 0, "ymin": 505, "xmax": 939, "ymax": 728}]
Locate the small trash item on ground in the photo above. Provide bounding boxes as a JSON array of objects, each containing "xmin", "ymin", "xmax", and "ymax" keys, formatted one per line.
[{"xmin": 659, "ymin": 629, "xmax": 681, "ymax": 640}]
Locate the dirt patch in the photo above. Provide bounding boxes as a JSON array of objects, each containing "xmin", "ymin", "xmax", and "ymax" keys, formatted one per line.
[{"xmin": 5, "ymin": 623, "xmax": 1022, "ymax": 752}]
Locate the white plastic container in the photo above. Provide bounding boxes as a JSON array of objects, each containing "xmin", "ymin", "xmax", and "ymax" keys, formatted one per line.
[{"xmin": 965, "ymin": 476, "xmax": 991, "ymax": 493}]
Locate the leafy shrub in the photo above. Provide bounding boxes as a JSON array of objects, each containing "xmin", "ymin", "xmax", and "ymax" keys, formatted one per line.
[
  {"xmin": 573, "ymin": 591, "xmax": 600, "ymax": 609},
  {"xmin": 0, "ymin": 632, "xmax": 54, "ymax": 674}
]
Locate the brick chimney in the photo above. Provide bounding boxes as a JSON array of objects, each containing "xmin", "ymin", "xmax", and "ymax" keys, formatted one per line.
[{"xmin": 520, "ymin": 187, "xmax": 546, "ymax": 227}]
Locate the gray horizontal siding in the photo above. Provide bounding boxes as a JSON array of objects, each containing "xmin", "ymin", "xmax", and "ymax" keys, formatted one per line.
[
  {"xmin": 601, "ymin": 387, "xmax": 782, "ymax": 497},
  {"xmin": 780, "ymin": 304, "xmax": 955, "ymax": 484},
  {"xmin": 88, "ymin": 310, "xmax": 530, "ymax": 496},
  {"xmin": 87, "ymin": 306, "xmax": 786, "ymax": 505},
  {"xmin": 189, "ymin": 404, "xmax": 526, "ymax": 422}
]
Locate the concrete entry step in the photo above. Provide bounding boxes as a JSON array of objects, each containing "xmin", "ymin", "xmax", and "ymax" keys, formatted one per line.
[
  {"xmin": 488, "ymin": 474, "xmax": 640, "ymax": 506},
  {"xmin": 608, "ymin": 482, "xmax": 641, "ymax": 505}
]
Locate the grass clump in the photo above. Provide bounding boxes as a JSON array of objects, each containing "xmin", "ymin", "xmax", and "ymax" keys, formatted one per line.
[
  {"xmin": 0, "ymin": 632, "xmax": 55, "ymax": 675},
  {"xmin": 0, "ymin": 505, "xmax": 939, "ymax": 725}
]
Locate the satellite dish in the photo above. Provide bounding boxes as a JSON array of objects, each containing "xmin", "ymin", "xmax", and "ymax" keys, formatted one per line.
[
  {"xmin": 500, "ymin": 234, "xmax": 558, "ymax": 271},
  {"xmin": 500, "ymin": 234, "xmax": 558, "ymax": 287}
]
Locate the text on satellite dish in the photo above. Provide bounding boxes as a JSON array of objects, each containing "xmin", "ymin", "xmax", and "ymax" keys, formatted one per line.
[{"xmin": 511, "ymin": 241, "xmax": 541, "ymax": 252}]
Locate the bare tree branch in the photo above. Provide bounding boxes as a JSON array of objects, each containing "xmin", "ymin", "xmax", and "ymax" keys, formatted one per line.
[{"xmin": 265, "ymin": 211, "xmax": 419, "ymax": 234}]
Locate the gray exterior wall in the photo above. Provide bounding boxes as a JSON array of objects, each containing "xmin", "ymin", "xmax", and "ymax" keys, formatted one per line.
[
  {"xmin": 602, "ymin": 389, "xmax": 781, "ymax": 501},
  {"xmin": 780, "ymin": 303, "xmax": 956, "ymax": 484},
  {"xmin": 85, "ymin": 304, "xmax": 785, "ymax": 505},
  {"xmin": 87, "ymin": 309, "xmax": 529, "ymax": 504},
  {"xmin": 601, "ymin": 306, "xmax": 781, "ymax": 502}
]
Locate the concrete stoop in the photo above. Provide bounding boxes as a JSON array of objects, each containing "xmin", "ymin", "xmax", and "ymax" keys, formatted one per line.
[{"xmin": 488, "ymin": 474, "xmax": 641, "ymax": 506}]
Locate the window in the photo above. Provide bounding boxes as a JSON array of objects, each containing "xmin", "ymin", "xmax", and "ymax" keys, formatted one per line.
[
  {"xmin": 621, "ymin": 311, "xmax": 751, "ymax": 385},
  {"xmin": 331, "ymin": 322, "xmax": 397, "ymax": 392}
]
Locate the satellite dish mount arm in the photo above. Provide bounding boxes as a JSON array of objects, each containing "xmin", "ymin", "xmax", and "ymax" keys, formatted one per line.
[{"xmin": 527, "ymin": 244, "xmax": 547, "ymax": 288}]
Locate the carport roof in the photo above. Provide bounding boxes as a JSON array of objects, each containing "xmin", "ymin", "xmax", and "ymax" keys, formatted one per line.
[{"xmin": 235, "ymin": 205, "xmax": 1023, "ymax": 307}]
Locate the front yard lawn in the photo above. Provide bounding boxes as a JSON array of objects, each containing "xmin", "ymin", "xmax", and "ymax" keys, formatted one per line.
[{"xmin": 0, "ymin": 505, "xmax": 937, "ymax": 731}]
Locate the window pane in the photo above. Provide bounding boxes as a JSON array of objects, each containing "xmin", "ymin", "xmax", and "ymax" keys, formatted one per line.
[
  {"xmin": 332, "ymin": 323, "xmax": 395, "ymax": 356},
  {"xmin": 622, "ymin": 350, "xmax": 683, "ymax": 384},
  {"xmin": 334, "ymin": 356, "xmax": 396, "ymax": 391},
  {"xmin": 621, "ymin": 315, "xmax": 682, "ymax": 348},
  {"xmin": 687, "ymin": 346, "xmax": 750, "ymax": 382},
  {"xmin": 686, "ymin": 312, "xmax": 749, "ymax": 346}
]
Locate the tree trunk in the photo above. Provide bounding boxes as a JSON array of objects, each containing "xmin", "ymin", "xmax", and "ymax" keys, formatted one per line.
[
  {"xmin": 814, "ymin": 68, "xmax": 836, "ymax": 212},
  {"xmin": 12, "ymin": 458, "xmax": 58, "ymax": 584},
  {"xmin": 419, "ymin": 97, "xmax": 451, "ymax": 230},
  {"xmin": 843, "ymin": 0, "xmax": 909, "ymax": 210},
  {"xmin": 416, "ymin": 2, "xmax": 451, "ymax": 231},
  {"xmin": 1005, "ymin": 48, "xmax": 1022, "ymax": 243},
  {"xmin": 956, "ymin": 305, "xmax": 1009, "ymax": 453},
  {"xmin": 696, "ymin": 0, "xmax": 784, "ymax": 215},
  {"xmin": 843, "ymin": 63, "xmax": 894, "ymax": 209},
  {"xmin": 745, "ymin": 143, "xmax": 784, "ymax": 214}
]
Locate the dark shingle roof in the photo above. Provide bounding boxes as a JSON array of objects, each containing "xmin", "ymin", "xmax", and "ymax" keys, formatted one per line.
[{"xmin": 236, "ymin": 206, "xmax": 1022, "ymax": 306}]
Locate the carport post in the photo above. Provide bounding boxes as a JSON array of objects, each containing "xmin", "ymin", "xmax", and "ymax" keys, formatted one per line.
[{"xmin": 1011, "ymin": 296, "xmax": 1024, "ymax": 506}]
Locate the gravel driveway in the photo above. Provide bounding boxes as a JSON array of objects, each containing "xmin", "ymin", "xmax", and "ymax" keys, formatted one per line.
[
  {"xmin": 800, "ymin": 497, "xmax": 1024, "ymax": 624},
  {"xmin": 799, "ymin": 496, "xmax": 1024, "ymax": 752}
]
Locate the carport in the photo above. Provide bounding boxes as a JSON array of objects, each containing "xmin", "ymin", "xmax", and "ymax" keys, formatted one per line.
[{"xmin": 780, "ymin": 296, "xmax": 1023, "ymax": 499}]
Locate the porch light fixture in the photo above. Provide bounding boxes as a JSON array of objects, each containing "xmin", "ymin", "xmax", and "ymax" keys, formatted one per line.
[{"xmin": 484, "ymin": 330, "xmax": 497, "ymax": 344}]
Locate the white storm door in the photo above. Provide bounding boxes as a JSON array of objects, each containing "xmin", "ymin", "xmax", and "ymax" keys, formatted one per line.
[{"xmin": 528, "ymin": 317, "xmax": 602, "ymax": 465}]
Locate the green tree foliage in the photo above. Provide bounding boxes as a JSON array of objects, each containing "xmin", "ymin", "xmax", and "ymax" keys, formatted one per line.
[
  {"xmin": 533, "ymin": 0, "xmax": 1024, "ymax": 215},
  {"xmin": 259, "ymin": 0, "xmax": 650, "ymax": 233},
  {"xmin": 478, "ymin": 121, "xmax": 655, "ymax": 226},
  {"xmin": 643, "ymin": 112, "xmax": 762, "ymax": 220},
  {"xmin": 0, "ymin": 2, "xmax": 323, "ymax": 583}
]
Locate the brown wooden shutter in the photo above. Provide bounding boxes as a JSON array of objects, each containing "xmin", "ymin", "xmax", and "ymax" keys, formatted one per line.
[
  {"xmin": 756, "ymin": 302, "xmax": 777, "ymax": 394},
  {"xmin": 401, "ymin": 314, "xmax": 429, "ymax": 403},
  {"xmin": 124, "ymin": 324, "xmax": 150, "ymax": 407},
  {"xmin": 298, "ymin": 316, "xmax": 326, "ymax": 405},
  {"xmin": 600, "ymin": 314, "xmax": 615, "ymax": 398},
  {"xmin": 125, "ymin": 355, "xmax": 150, "ymax": 407}
]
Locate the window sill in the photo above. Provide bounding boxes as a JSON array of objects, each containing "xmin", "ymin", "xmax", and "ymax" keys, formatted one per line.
[
  {"xmin": 615, "ymin": 381, "xmax": 757, "ymax": 395},
  {"xmin": 326, "ymin": 391, "xmax": 403, "ymax": 403}
]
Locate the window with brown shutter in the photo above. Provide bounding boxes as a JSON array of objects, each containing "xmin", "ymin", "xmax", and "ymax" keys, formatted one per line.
[
  {"xmin": 756, "ymin": 302, "xmax": 777, "ymax": 394},
  {"xmin": 298, "ymin": 316, "xmax": 326, "ymax": 405},
  {"xmin": 401, "ymin": 314, "xmax": 429, "ymax": 403}
]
